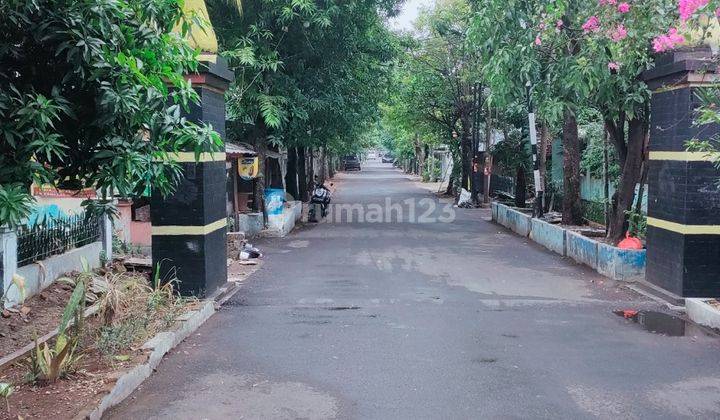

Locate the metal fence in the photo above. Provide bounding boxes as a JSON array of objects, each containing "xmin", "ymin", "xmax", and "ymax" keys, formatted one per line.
[{"xmin": 16, "ymin": 213, "xmax": 100, "ymax": 267}]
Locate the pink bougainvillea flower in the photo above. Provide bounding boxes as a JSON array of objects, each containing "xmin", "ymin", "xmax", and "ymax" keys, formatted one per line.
[
  {"xmin": 679, "ymin": 0, "xmax": 709, "ymax": 21},
  {"xmin": 608, "ymin": 61, "xmax": 621, "ymax": 71},
  {"xmin": 610, "ymin": 25, "xmax": 628, "ymax": 42},
  {"xmin": 556, "ymin": 19, "xmax": 564, "ymax": 28},
  {"xmin": 582, "ymin": 16, "xmax": 601, "ymax": 33},
  {"xmin": 535, "ymin": 36, "xmax": 542, "ymax": 46},
  {"xmin": 617, "ymin": 2, "xmax": 631, "ymax": 13},
  {"xmin": 652, "ymin": 28, "xmax": 685, "ymax": 52}
]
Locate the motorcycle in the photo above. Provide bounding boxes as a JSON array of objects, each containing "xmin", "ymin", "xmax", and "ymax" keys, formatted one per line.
[{"xmin": 308, "ymin": 181, "xmax": 332, "ymax": 222}]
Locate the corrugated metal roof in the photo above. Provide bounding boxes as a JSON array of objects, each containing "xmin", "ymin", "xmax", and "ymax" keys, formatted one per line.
[{"xmin": 226, "ymin": 142, "xmax": 257, "ymax": 156}]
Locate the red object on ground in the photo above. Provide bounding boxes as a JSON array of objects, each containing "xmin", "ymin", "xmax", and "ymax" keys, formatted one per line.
[
  {"xmin": 621, "ymin": 310, "xmax": 638, "ymax": 319},
  {"xmin": 613, "ymin": 309, "xmax": 639, "ymax": 319},
  {"xmin": 617, "ymin": 232, "xmax": 643, "ymax": 250}
]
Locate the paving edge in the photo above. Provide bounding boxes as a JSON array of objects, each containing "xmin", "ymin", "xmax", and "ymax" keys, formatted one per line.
[
  {"xmin": 75, "ymin": 300, "xmax": 216, "ymax": 420},
  {"xmin": 624, "ymin": 283, "xmax": 685, "ymax": 312},
  {"xmin": 686, "ymin": 298, "xmax": 720, "ymax": 330}
]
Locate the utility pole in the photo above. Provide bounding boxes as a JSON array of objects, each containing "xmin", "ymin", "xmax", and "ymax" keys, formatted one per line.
[{"xmin": 526, "ymin": 81, "xmax": 544, "ymax": 218}]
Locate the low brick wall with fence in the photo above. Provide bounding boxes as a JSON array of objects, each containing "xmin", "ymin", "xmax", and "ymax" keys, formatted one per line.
[{"xmin": 1, "ymin": 213, "xmax": 112, "ymax": 307}]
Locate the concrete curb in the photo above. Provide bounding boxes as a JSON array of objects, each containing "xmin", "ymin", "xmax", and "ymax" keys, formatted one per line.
[
  {"xmin": 566, "ymin": 230, "xmax": 599, "ymax": 270},
  {"xmin": 597, "ymin": 242, "xmax": 646, "ymax": 281},
  {"xmin": 491, "ymin": 202, "xmax": 646, "ymax": 282},
  {"xmin": 76, "ymin": 300, "xmax": 216, "ymax": 420},
  {"xmin": 506, "ymin": 208, "xmax": 532, "ymax": 237},
  {"xmin": 686, "ymin": 298, "xmax": 720, "ymax": 329},
  {"xmin": 529, "ymin": 218, "xmax": 566, "ymax": 256}
]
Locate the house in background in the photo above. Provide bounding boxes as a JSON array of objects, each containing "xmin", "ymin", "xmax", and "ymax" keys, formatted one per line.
[{"xmin": 116, "ymin": 198, "xmax": 151, "ymax": 251}]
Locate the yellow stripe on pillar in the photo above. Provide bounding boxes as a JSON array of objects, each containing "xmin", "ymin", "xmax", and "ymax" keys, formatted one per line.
[
  {"xmin": 647, "ymin": 217, "xmax": 720, "ymax": 235},
  {"xmin": 649, "ymin": 151, "xmax": 720, "ymax": 161},
  {"xmin": 152, "ymin": 218, "xmax": 227, "ymax": 236},
  {"xmin": 166, "ymin": 152, "xmax": 226, "ymax": 163}
]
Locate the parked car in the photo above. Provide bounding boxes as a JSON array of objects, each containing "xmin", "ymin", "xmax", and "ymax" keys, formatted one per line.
[
  {"xmin": 381, "ymin": 154, "xmax": 394, "ymax": 163},
  {"xmin": 342, "ymin": 155, "xmax": 361, "ymax": 171}
]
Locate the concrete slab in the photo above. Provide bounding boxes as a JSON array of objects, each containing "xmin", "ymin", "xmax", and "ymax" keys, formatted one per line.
[
  {"xmin": 265, "ymin": 201, "xmax": 302, "ymax": 237},
  {"xmin": 236, "ymin": 212, "xmax": 264, "ymax": 237},
  {"xmin": 687, "ymin": 298, "xmax": 720, "ymax": 330},
  {"xmin": 566, "ymin": 231, "xmax": 599, "ymax": 270},
  {"xmin": 597, "ymin": 243, "xmax": 645, "ymax": 281},
  {"xmin": 529, "ymin": 218, "xmax": 566, "ymax": 256},
  {"xmin": 506, "ymin": 208, "xmax": 532, "ymax": 237},
  {"xmin": 496, "ymin": 203, "xmax": 509, "ymax": 227}
]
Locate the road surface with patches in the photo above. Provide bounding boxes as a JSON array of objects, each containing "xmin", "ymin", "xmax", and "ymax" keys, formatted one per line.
[{"xmin": 107, "ymin": 162, "xmax": 720, "ymax": 419}]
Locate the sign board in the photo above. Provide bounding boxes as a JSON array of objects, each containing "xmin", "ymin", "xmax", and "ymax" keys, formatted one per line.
[
  {"xmin": 32, "ymin": 184, "xmax": 96, "ymax": 198},
  {"xmin": 238, "ymin": 157, "xmax": 259, "ymax": 180}
]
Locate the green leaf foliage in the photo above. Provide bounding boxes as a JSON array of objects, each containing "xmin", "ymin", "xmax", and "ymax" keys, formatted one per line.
[{"xmin": 0, "ymin": 0, "xmax": 223, "ymax": 226}]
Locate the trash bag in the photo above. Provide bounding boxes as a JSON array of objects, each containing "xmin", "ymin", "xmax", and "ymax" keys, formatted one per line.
[
  {"xmin": 240, "ymin": 243, "xmax": 262, "ymax": 259},
  {"xmin": 618, "ymin": 232, "xmax": 643, "ymax": 250},
  {"xmin": 457, "ymin": 188, "xmax": 472, "ymax": 207}
]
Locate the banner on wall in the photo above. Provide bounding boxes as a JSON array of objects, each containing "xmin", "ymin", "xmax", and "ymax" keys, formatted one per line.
[
  {"xmin": 238, "ymin": 157, "xmax": 259, "ymax": 180},
  {"xmin": 31, "ymin": 184, "xmax": 96, "ymax": 198}
]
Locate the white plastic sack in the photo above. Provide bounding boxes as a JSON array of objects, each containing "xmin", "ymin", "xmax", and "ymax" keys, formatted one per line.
[{"xmin": 458, "ymin": 188, "xmax": 472, "ymax": 206}]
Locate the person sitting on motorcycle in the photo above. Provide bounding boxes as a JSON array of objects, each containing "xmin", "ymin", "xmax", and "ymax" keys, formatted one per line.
[{"xmin": 309, "ymin": 176, "xmax": 332, "ymax": 220}]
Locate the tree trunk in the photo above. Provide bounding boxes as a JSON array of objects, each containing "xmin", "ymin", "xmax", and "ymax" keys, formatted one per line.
[
  {"xmin": 605, "ymin": 114, "xmax": 627, "ymax": 167},
  {"xmin": 328, "ymin": 154, "xmax": 336, "ymax": 178},
  {"xmin": 297, "ymin": 147, "xmax": 308, "ymax": 201},
  {"xmin": 603, "ymin": 127, "xmax": 610, "ymax": 233},
  {"xmin": 460, "ymin": 113, "xmax": 472, "ymax": 192},
  {"xmin": 515, "ymin": 166, "xmax": 526, "ymax": 208},
  {"xmin": 268, "ymin": 156, "xmax": 283, "ymax": 188},
  {"xmin": 319, "ymin": 146, "xmax": 328, "ymax": 183},
  {"xmin": 285, "ymin": 147, "xmax": 299, "ymax": 200},
  {"xmin": 539, "ymin": 123, "xmax": 550, "ymax": 210},
  {"xmin": 446, "ymin": 173, "xmax": 455, "ymax": 196},
  {"xmin": 415, "ymin": 134, "xmax": 425, "ymax": 177},
  {"xmin": 607, "ymin": 116, "xmax": 648, "ymax": 243},
  {"xmin": 253, "ymin": 121, "xmax": 268, "ymax": 221},
  {"xmin": 308, "ymin": 147, "xmax": 315, "ymax": 185},
  {"xmin": 562, "ymin": 107, "xmax": 583, "ymax": 225}
]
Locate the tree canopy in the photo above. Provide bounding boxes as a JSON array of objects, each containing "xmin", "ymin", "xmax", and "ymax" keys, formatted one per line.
[
  {"xmin": 0, "ymin": 0, "xmax": 221, "ymax": 226},
  {"xmin": 210, "ymin": 0, "xmax": 399, "ymax": 155}
]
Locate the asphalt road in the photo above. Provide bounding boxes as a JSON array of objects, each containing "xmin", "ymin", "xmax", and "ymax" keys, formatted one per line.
[{"xmin": 107, "ymin": 162, "xmax": 720, "ymax": 420}]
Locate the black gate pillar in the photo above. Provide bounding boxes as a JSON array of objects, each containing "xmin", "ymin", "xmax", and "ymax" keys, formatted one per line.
[
  {"xmin": 151, "ymin": 56, "xmax": 234, "ymax": 296},
  {"xmin": 644, "ymin": 47, "xmax": 720, "ymax": 297}
]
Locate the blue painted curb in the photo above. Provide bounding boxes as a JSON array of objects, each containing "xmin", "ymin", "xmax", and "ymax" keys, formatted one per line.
[
  {"xmin": 529, "ymin": 218, "xmax": 566, "ymax": 256},
  {"xmin": 597, "ymin": 242, "xmax": 646, "ymax": 280},
  {"xmin": 566, "ymin": 230, "xmax": 599, "ymax": 270},
  {"xmin": 490, "ymin": 202, "xmax": 646, "ymax": 281},
  {"xmin": 506, "ymin": 208, "xmax": 532, "ymax": 237}
]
